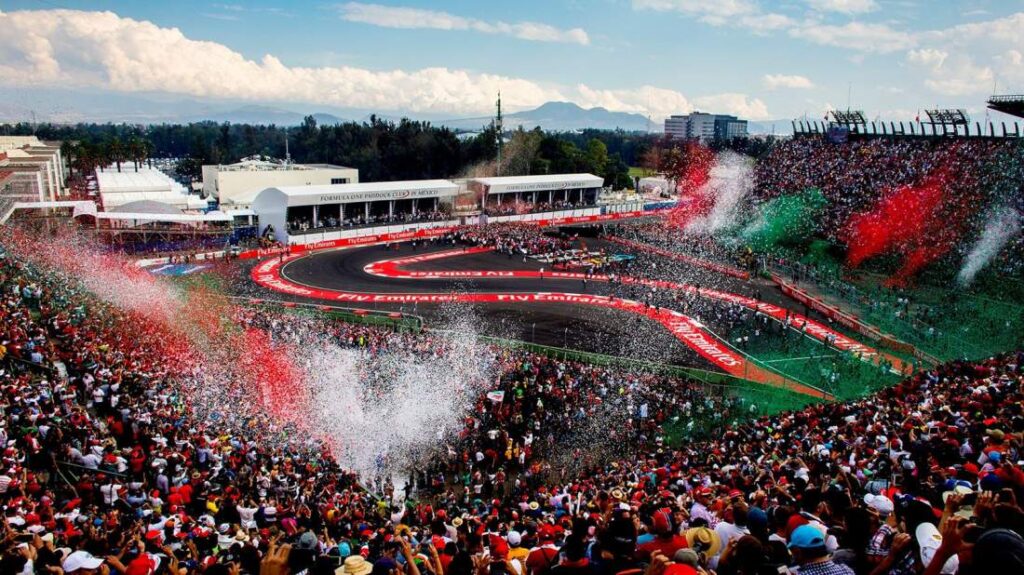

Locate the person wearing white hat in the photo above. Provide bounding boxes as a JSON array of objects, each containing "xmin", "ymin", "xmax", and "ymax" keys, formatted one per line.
[
  {"xmin": 864, "ymin": 494, "xmax": 894, "ymax": 517},
  {"xmin": 916, "ymin": 522, "xmax": 959, "ymax": 575},
  {"xmin": 63, "ymin": 550, "xmax": 104, "ymax": 574}
]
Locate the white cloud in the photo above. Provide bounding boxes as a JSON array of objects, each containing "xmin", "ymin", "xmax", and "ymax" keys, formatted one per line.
[
  {"xmin": 910, "ymin": 13, "xmax": 1024, "ymax": 96},
  {"xmin": 0, "ymin": 9, "xmax": 565, "ymax": 115},
  {"xmin": 805, "ymin": 0, "xmax": 877, "ymax": 15},
  {"xmin": 762, "ymin": 74, "xmax": 815, "ymax": 90},
  {"xmin": 906, "ymin": 48, "xmax": 948, "ymax": 70},
  {"xmin": 632, "ymin": 0, "xmax": 793, "ymax": 32},
  {"xmin": 575, "ymin": 85, "xmax": 694, "ymax": 121},
  {"xmin": 789, "ymin": 20, "xmax": 916, "ymax": 53},
  {"xmin": 693, "ymin": 93, "xmax": 771, "ymax": 120},
  {"xmin": 0, "ymin": 9, "xmax": 768, "ymax": 121},
  {"xmin": 907, "ymin": 51, "xmax": 994, "ymax": 96},
  {"xmin": 338, "ymin": 3, "xmax": 590, "ymax": 45},
  {"xmin": 632, "ymin": 0, "xmax": 759, "ymax": 21},
  {"xmin": 559, "ymin": 86, "xmax": 771, "ymax": 122}
]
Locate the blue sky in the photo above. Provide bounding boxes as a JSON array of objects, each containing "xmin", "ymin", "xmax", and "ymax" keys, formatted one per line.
[{"xmin": 2, "ymin": 1, "xmax": 1023, "ymax": 122}]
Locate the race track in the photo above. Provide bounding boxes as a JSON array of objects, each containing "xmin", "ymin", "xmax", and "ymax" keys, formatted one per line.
[{"xmin": 248, "ymin": 238, "xmax": 905, "ymax": 397}]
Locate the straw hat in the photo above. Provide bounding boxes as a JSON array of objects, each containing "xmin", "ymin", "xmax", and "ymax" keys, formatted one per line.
[
  {"xmin": 684, "ymin": 527, "xmax": 722, "ymax": 558},
  {"xmin": 337, "ymin": 555, "xmax": 372, "ymax": 575}
]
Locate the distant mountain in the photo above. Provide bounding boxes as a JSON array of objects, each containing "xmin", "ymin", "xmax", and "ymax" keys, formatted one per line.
[
  {"xmin": 440, "ymin": 101, "xmax": 657, "ymax": 132},
  {"xmin": 0, "ymin": 88, "xmax": 353, "ymax": 126},
  {"xmin": 183, "ymin": 105, "xmax": 346, "ymax": 126}
]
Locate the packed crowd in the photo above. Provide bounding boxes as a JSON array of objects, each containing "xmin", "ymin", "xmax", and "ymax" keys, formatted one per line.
[
  {"xmin": 446, "ymin": 224, "xmax": 574, "ymax": 257},
  {"xmin": 484, "ymin": 201, "xmax": 588, "ymax": 217},
  {"xmin": 288, "ymin": 211, "xmax": 450, "ymax": 233},
  {"xmin": 752, "ymin": 138, "xmax": 1024, "ymax": 249},
  {"xmin": 605, "ymin": 224, "xmax": 750, "ymax": 271},
  {"xmin": 2, "ymin": 233, "xmax": 1023, "ymax": 575}
]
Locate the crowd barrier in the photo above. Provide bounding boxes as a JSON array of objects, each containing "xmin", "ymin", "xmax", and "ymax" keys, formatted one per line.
[
  {"xmin": 431, "ymin": 331, "xmax": 816, "ymax": 416},
  {"xmin": 769, "ymin": 265, "xmax": 955, "ymax": 366},
  {"xmin": 233, "ymin": 296, "xmax": 423, "ymax": 332}
]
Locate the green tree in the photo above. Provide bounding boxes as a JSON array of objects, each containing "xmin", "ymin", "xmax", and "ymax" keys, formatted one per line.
[
  {"xmin": 107, "ymin": 137, "xmax": 125, "ymax": 172},
  {"xmin": 585, "ymin": 138, "xmax": 609, "ymax": 176}
]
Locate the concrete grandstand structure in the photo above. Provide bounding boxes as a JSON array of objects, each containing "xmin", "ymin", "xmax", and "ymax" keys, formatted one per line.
[
  {"xmin": 252, "ymin": 179, "xmax": 459, "ymax": 243},
  {"xmin": 0, "ymin": 135, "xmax": 67, "ymax": 203},
  {"xmin": 201, "ymin": 157, "xmax": 359, "ymax": 208},
  {"xmin": 468, "ymin": 173, "xmax": 604, "ymax": 212}
]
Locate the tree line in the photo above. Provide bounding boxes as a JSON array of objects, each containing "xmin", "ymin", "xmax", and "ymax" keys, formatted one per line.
[{"xmin": 2, "ymin": 117, "xmax": 778, "ymax": 190}]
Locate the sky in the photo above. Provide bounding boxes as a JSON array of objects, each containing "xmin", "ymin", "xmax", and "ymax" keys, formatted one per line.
[{"xmin": 1, "ymin": 0, "xmax": 1023, "ymax": 123}]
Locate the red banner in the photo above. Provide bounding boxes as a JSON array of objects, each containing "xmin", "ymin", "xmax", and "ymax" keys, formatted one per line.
[{"xmin": 366, "ymin": 248, "xmax": 886, "ymax": 368}]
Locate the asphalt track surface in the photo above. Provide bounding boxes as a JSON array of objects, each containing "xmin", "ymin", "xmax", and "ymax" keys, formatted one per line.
[
  {"xmin": 244, "ymin": 235, "xmax": 894, "ymax": 394},
  {"xmin": 274, "ymin": 239, "xmax": 716, "ymax": 370}
]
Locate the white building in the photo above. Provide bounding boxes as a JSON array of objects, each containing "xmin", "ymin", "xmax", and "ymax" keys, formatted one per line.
[
  {"xmin": 202, "ymin": 158, "xmax": 358, "ymax": 208},
  {"xmin": 96, "ymin": 167, "xmax": 207, "ymax": 212},
  {"xmin": 664, "ymin": 112, "xmax": 748, "ymax": 141},
  {"xmin": 468, "ymin": 173, "xmax": 604, "ymax": 212},
  {"xmin": 0, "ymin": 136, "xmax": 66, "ymax": 201},
  {"xmin": 252, "ymin": 180, "xmax": 459, "ymax": 243}
]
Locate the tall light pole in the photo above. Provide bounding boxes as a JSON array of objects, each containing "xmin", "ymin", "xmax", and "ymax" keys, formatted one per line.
[{"xmin": 495, "ymin": 91, "xmax": 503, "ymax": 176}]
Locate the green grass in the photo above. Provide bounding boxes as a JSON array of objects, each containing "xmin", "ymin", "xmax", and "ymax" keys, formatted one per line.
[
  {"xmin": 727, "ymin": 325, "xmax": 904, "ymax": 401},
  {"xmin": 628, "ymin": 166, "xmax": 654, "ymax": 178}
]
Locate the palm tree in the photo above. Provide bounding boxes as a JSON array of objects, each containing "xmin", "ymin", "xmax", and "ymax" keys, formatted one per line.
[
  {"xmin": 70, "ymin": 142, "xmax": 88, "ymax": 176},
  {"xmin": 128, "ymin": 137, "xmax": 145, "ymax": 172},
  {"xmin": 107, "ymin": 137, "xmax": 125, "ymax": 173},
  {"xmin": 143, "ymin": 140, "xmax": 155, "ymax": 168}
]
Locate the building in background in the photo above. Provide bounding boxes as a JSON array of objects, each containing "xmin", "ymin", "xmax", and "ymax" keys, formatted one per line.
[
  {"xmin": 252, "ymin": 179, "xmax": 458, "ymax": 242},
  {"xmin": 664, "ymin": 112, "xmax": 748, "ymax": 141},
  {"xmin": 468, "ymin": 174, "xmax": 604, "ymax": 215},
  {"xmin": 0, "ymin": 136, "xmax": 67, "ymax": 201},
  {"xmin": 96, "ymin": 166, "xmax": 208, "ymax": 212},
  {"xmin": 202, "ymin": 157, "xmax": 359, "ymax": 208}
]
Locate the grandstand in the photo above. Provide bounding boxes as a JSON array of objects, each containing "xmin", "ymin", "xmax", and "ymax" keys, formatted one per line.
[
  {"xmin": 1, "ymin": 120, "xmax": 1023, "ymax": 575},
  {"xmin": 988, "ymin": 94, "xmax": 1024, "ymax": 119}
]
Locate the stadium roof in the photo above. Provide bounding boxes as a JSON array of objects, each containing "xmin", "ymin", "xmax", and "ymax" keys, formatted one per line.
[
  {"xmin": 95, "ymin": 211, "xmax": 232, "ymax": 223},
  {"xmin": 254, "ymin": 180, "xmax": 459, "ymax": 208},
  {"xmin": 987, "ymin": 95, "xmax": 1024, "ymax": 119},
  {"xmin": 471, "ymin": 173, "xmax": 603, "ymax": 194},
  {"xmin": 206, "ymin": 158, "xmax": 353, "ymax": 172},
  {"xmin": 110, "ymin": 200, "xmax": 184, "ymax": 215},
  {"xmin": 100, "ymin": 191, "xmax": 208, "ymax": 211},
  {"xmin": 96, "ymin": 168, "xmax": 184, "ymax": 194},
  {"xmin": 95, "ymin": 167, "xmax": 206, "ymax": 211}
]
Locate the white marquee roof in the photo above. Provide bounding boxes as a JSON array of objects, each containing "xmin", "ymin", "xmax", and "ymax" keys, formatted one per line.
[
  {"xmin": 255, "ymin": 180, "xmax": 459, "ymax": 208},
  {"xmin": 96, "ymin": 168, "xmax": 185, "ymax": 194},
  {"xmin": 95, "ymin": 212, "xmax": 232, "ymax": 223},
  {"xmin": 471, "ymin": 173, "xmax": 603, "ymax": 194}
]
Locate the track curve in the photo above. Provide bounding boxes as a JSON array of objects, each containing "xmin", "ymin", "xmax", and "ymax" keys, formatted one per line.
[{"xmin": 251, "ymin": 243, "xmax": 896, "ymax": 397}]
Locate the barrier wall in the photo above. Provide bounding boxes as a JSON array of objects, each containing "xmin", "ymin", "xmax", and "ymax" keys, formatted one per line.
[
  {"xmin": 238, "ymin": 207, "xmax": 668, "ymax": 259},
  {"xmin": 772, "ymin": 273, "xmax": 938, "ymax": 365}
]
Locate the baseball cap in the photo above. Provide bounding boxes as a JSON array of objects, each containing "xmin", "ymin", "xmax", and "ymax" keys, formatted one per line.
[
  {"xmin": 673, "ymin": 548, "xmax": 699, "ymax": 567},
  {"xmin": 507, "ymin": 531, "xmax": 521, "ymax": 546},
  {"xmin": 863, "ymin": 494, "xmax": 894, "ymax": 517},
  {"xmin": 63, "ymin": 551, "xmax": 104, "ymax": 573},
  {"xmin": 296, "ymin": 531, "xmax": 319, "ymax": 551},
  {"xmin": 788, "ymin": 525, "xmax": 825, "ymax": 550},
  {"xmin": 915, "ymin": 523, "xmax": 959, "ymax": 575}
]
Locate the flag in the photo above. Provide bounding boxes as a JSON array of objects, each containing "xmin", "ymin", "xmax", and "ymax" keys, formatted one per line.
[{"xmin": 486, "ymin": 390, "xmax": 505, "ymax": 403}]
